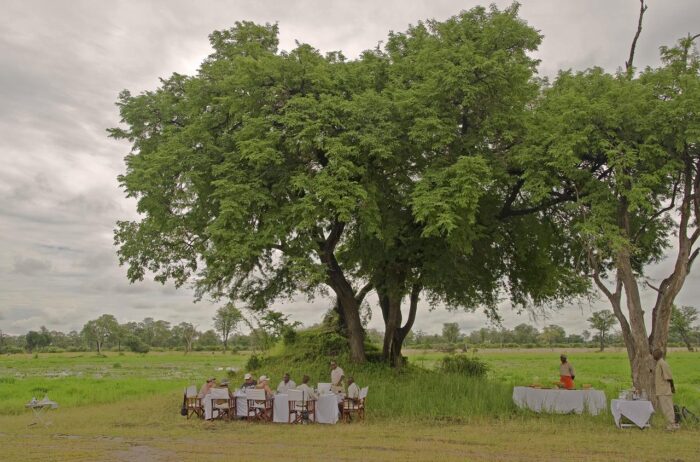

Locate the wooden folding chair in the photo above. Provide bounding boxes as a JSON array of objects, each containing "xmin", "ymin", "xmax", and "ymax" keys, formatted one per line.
[
  {"xmin": 210, "ymin": 388, "xmax": 234, "ymax": 421},
  {"xmin": 342, "ymin": 386, "xmax": 368, "ymax": 422},
  {"xmin": 184, "ymin": 385, "xmax": 203, "ymax": 419},
  {"xmin": 288, "ymin": 389, "xmax": 316, "ymax": 424},
  {"xmin": 245, "ymin": 389, "xmax": 273, "ymax": 422}
]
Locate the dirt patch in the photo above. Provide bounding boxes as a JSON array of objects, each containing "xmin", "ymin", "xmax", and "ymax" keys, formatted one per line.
[{"xmin": 112, "ymin": 443, "xmax": 176, "ymax": 462}]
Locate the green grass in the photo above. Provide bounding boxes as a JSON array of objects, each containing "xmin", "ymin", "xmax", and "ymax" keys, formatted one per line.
[
  {"xmin": 0, "ymin": 347, "xmax": 698, "ymax": 460},
  {"xmin": 1, "ymin": 348, "xmax": 698, "ymax": 422},
  {"xmin": 405, "ymin": 348, "xmax": 700, "ymax": 414},
  {"xmin": 0, "ymin": 351, "xmax": 249, "ymax": 415}
]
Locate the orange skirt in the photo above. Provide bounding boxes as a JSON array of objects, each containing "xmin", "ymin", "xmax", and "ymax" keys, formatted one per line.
[{"xmin": 560, "ymin": 375, "xmax": 574, "ymax": 390}]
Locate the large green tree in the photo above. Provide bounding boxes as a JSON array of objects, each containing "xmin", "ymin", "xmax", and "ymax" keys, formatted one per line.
[
  {"xmin": 519, "ymin": 14, "xmax": 700, "ymax": 397},
  {"xmin": 112, "ymin": 6, "xmax": 586, "ymax": 365},
  {"xmin": 587, "ymin": 310, "xmax": 617, "ymax": 351},
  {"xmin": 213, "ymin": 303, "xmax": 242, "ymax": 352},
  {"xmin": 670, "ymin": 305, "xmax": 698, "ymax": 351},
  {"xmin": 81, "ymin": 314, "xmax": 119, "ymax": 354}
]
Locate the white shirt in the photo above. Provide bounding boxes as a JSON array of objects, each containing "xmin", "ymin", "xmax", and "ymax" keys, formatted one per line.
[
  {"xmin": 277, "ymin": 379, "xmax": 297, "ymax": 394},
  {"xmin": 347, "ymin": 382, "xmax": 360, "ymax": 400},
  {"xmin": 296, "ymin": 383, "xmax": 317, "ymax": 400},
  {"xmin": 331, "ymin": 367, "xmax": 345, "ymax": 386}
]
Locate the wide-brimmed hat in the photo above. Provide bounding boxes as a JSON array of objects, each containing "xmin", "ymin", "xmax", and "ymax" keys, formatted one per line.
[
  {"xmin": 244, "ymin": 373, "xmax": 252, "ymax": 380},
  {"xmin": 258, "ymin": 375, "xmax": 269, "ymax": 382}
]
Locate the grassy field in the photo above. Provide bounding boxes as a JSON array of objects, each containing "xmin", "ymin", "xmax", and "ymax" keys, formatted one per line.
[{"xmin": 0, "ymin": 349, "xmax": 698, "ymax": 461}]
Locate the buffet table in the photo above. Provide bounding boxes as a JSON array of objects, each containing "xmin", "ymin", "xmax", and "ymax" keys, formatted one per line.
[
  {"xmin": 512, "ymin": 386, "xmax": 607, "ymax": 415},
  {"xmin": 610, "ymin": 399, "xmax": 654, "ymax": 428}
]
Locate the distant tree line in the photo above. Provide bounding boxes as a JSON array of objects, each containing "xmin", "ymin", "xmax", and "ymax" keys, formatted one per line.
[
  {"xmin": 0, "ymin": 304, "xmax": 299, "ymax": 354},
  {"xmin": 1, "ymin": 306, "xmax": 697, "ymax": 355}
]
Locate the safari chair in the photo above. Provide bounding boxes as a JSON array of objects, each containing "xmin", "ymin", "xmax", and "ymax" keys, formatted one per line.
[
  {"xmin": 245, "ymin": 389, "xmax": 273, "ymax": 422},
  {"xmin": 342, "ymin": 386, "xmax": 368, "ymax": 422},
  {"xmin": 210, "ymin": 388, "xmax": 234, "ymax": 421},
  {"xmin": 184, "ymin": 385, "xmax": 203, "ymax": 419},
  {"xmin": 288, "ymin": 389, "xmax": 316, "ymax": 424}
]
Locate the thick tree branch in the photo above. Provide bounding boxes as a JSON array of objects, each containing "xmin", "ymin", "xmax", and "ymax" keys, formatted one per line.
[
  {"xmin": 355, "ymin": 282, "xmax": 373, "ymax": 305},
  {"xmin": 632, "ymin": 176, "xmax": 679, "ymax": 243},
  {"xmin": 625, "ymin": 0, "xmax": 648, "ymax": 74}
]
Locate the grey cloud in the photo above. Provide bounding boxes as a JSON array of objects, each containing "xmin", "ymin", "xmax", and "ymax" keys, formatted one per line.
[
  {"xmin": 13, "ymin": 256, "xmax": 52, "ymax": 275},
  {"xmin": 1, "ymin": 0, "xmax": 699, "ymax": 336}
]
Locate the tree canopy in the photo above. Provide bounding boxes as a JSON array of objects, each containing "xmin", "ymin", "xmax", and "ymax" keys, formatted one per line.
[{"xmin": 112, "ymin": 4, "xmax": 588, "ymax": 365}]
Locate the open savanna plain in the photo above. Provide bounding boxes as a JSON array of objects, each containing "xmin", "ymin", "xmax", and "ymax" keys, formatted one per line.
[{"xmin": 0, "ymin": 349, "xmax": 698, "ymax": 461}]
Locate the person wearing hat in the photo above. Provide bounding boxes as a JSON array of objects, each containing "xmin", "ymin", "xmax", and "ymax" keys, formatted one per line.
[
  {"xmin": 241, "ymin": 373, "xmax": 257, "ymax": 390},
  {"xmin": 256, "ymin": 375, "xmax": 274, "ymax": 397},
  {"xmin": 330, "ymin": 360, "xmax": 345, "ymax": 394},
  {"xmin": 559, "ymin": 354, "xmax": 575, "ymax": 390},
  {"xmin": 198, "ymin": 377, "xmax": 216, "ymax": 398},
  {"xmin": 276, "ymin": 372, "xmax": 296, "ymax": 394}
]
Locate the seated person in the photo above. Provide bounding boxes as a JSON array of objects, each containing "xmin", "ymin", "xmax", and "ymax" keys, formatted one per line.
[
  {"xmin": 277, "ymin": 372, "xmax": 297, "ymax": 394},
  {"xmin": 255, "ymin": 375, "xmax": 274, "ymax": 397},
  {"xmin": 296, "ymin": 375, "xmax": 318, "ymax": 400},
  {"xmin": 241, "ymin": 373, "xmax": 257, "ymax": 390},
  {"xmin": 346, "ymin": 376, "xmax": 360, "ymax": 402},
  {"xmin": 198, "ymin": 377, "xmax": 216, "ymax": 398}
]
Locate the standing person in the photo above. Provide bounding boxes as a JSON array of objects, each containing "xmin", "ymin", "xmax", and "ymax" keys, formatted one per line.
[
  {"xmin": 653, "ymin": 349, "xmax": 679, "ymax": 431},
  {"xmin": 559, "ymin": 354, "xmax": 575, "ymax": 390},
  {"xmin": 330, "ymin": 360, "xmax": 345, "ymax": 394},
  {"xmin": 277, "ymin": 372, "xmax": 296, "ymax": 394}
]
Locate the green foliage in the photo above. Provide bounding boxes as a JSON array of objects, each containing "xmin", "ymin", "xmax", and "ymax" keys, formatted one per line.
[
  {"xmin": 246, "ymin": 354, "xmax": 262, "ymax": 371},
  {"xmin": 124, "ymin": 335, "xmax": 150, "ymax": 354},
  {"xmin": 439, "ymin": 355, "xmax": 489, "ymax": 377}
]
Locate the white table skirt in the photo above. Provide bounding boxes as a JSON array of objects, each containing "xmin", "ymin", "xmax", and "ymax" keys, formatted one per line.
[
  {"xmin": 512, "ymin": 387, "xmax": 607, "ymax": 415},
  {"xmin": 273, "ymin": 393, "xmax": 340, "ymax": 424},
  {"xmin": 204, "ymin": 391, "xmax": 247, "ymax": 420},
  {"xmin": 611, "ymin": 399, "xmax": 654, "ymax": 428}
]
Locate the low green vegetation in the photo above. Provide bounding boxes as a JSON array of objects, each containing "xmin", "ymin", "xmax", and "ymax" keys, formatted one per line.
[{"xmin": 3, "ymin": 332, "xmax": 698, "ymax": 423}]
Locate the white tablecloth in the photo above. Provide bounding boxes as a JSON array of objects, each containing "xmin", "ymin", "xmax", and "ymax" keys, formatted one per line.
[
  {"xmin": 273, "ymin": 393, "xmax": 340, "ymax": 424},
  {"xmin": 611, "ymin": 399, "xmax": 654, "ymax": 428},
  {"xmin": 512, "ymin": 387, "xmax": 607, "ymax": 415},
  {"xmin": 204, "ymin": 390, "xmax": 247, "ymax": 420}
]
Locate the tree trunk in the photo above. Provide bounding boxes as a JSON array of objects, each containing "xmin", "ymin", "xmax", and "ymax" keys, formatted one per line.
[
  {"xmin": 379, "ymin": 283, "xmax": 421, "ymax": 368},
  {"xmin": 599, "ymin": 332, "xmax": 604, "ymax": 352}
]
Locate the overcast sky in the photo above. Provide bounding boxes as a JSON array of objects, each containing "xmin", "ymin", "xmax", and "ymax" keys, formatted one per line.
[{"xmin": 1, "ymin": 0, "xmax": 698, "ymax": 337}]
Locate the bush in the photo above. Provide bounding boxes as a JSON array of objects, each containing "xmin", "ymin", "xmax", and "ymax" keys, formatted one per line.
[
  {"xmin": 43, "ymin": 346, "xmax": 65, "ymax": 353},
  {"xmin": 0, "ymin": 346, "xmax": 23, "ymax": 354},
  {"xmin": 246, "ymin": 354, "xmax": 262, "ymax": 371},
  {"xmin": 439, "ymin": 355, "xmax": 488, "ymax": 377},
  {"xmin": 124, "ymin": 336, "xmax": 150, "ymax": 354},
  {"xmin": 282, "ymin": 327, "xmax": 298, "ymax": 345}
]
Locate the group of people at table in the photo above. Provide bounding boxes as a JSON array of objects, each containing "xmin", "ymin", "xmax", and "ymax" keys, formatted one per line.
[{"xmin": 192, "ymin": 360, "xmax": 363, "ymax": 423}]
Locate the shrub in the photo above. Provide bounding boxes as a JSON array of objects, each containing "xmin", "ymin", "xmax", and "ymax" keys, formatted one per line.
[
  {"xmin": 124, "ymin": 336, "xmax": 150, "ymax": 354},
  {"xmin": 439, "ymin": 355, "xmax": 488, "ymax": 377},
  {"xmin": 246, "ymin": 354, "xmax": 262, "ymax": 371},
  {"xmin": 282, "ymin": 327, "xmax": 298, "ymax": 345},
  {"xmin": 43, "ymin": 346, "xmax": 65, "ymax": 353}
]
